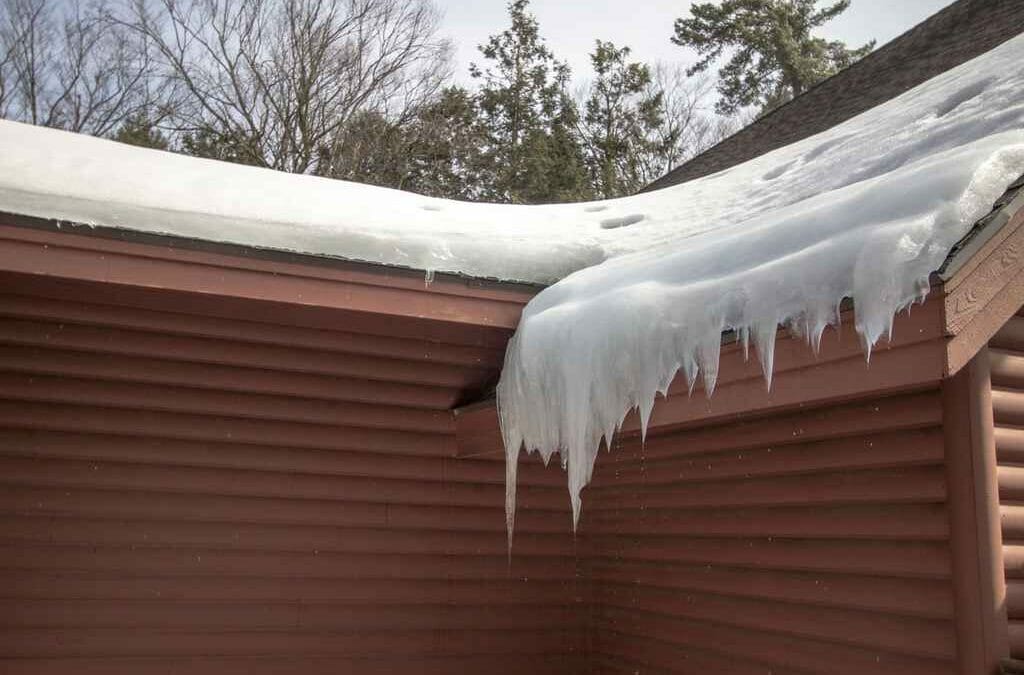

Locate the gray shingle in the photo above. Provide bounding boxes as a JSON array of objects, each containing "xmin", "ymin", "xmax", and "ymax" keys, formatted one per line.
[{"xmin": 644, "ymin": 0, "xmax": 1024, "ymax": 191}]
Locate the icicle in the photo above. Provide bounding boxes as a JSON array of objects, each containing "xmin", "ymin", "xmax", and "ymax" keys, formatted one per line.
[
  {"xmin": 809, "ymin": 322, "xmax": 826, "ymax": 355},
  {"xmin": 504, "ymin": 440, "xmax": 519, "ymax": 554},
  {"xmin": 697, "ymin": 330, "xmax": 722, "ymax": 398},
  {"xmin": 808, "ymin": 301, "xmax": 837, "ymax": 355},
  {"xmin": 681, "ymin": 354, "xmax": 700, "ymax": 396},
  {"xmin": 753, "ymin": 319, "xmax": 778, "ymax": 391},
  {"xmin": 492, "ymin": 39, "xmax": 1024, "ymax": 547},
  {"xmin": 861, "ymin": 330, "xmax": 874, "ymax": 363},
  {"xmin": 657, "ymin": 361, "xmax": 679, "ymax": 397},
  {"xmin": 638, "ymin": 395, "xmax": 655, "ymax": 443},
  {"xmin": 603, "ymin": 416, "xmax": 618, "ymax": 455},
  {"xmin": 784, "ymin": 315, "xmax": 805, "ymax": 341}
]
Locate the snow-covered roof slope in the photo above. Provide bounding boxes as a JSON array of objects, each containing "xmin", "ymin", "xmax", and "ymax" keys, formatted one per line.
[
  {"xmin": 497, "ymin": 33, "xmax": 1024, "ymax": 537},
  {"xmin": 1, "ymin": 35, "xmax": 1023, "ymax": 539}
]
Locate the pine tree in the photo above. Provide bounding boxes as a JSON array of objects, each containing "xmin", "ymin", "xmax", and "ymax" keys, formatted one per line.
[
  {"xmin": 470, "ymin": 0, "xmax": 591, "ymax": 203},
  {"xmin": 582, "ymin": 41, "xmax": 664, "ymax": 198},
  {"xmin": 404, "ymin": 87, "xmax": 488, "ymax": 200},
  {"xmin": 317, "ymin": 111, "xmax": 409, "ymax": 188},
  {"xmin": 112, "ymin": 115, "xmax": 170, "ymax": 151},
  {"xmin": 180, "ymin": 126, "xmax": 264, "ymax": 167},
  {"xmin": 672, "ymin": 0, "xmax": 875, "ymax": 115},
  {"xmin": 315, "ymin": 87, "xmax": 485, "ymax": 200}
]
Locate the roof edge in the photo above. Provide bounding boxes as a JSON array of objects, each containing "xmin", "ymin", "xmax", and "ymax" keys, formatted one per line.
[
  {"xmin": 0, "ymin": 212, "xmax": 542, "ymax": 333},
  {"xmin": 940, "ymin": 174, "xmax": 1024, "ymax": 280},
  {"xmin": 0, "ymin": 210, "xmax": 548, "ymax": 297},
  {"xmin": 454, "ymin": 297, "xmax": 947, "ymax": 457},
  {"xmin": 942, "ymin": 178, "xmax": 1024, "ymax": 376}
]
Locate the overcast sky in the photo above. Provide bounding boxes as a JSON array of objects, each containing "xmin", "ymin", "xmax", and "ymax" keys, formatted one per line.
[{"xmin": 437, "ymin": 0, "xmax": 952, "ymax": 85}]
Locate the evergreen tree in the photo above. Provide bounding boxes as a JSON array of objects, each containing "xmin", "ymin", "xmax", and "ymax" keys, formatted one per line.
[
  {"xmin": 514, "ymin": 63, "xmax": 592, "ymax": 203},
  {"xmin": 470, "ymin": 0, "xmax": 591, "ymax": 203},
  {"xmin": 112, "ymin": 115, "xmax": 170, "ymax": 151},
  {"xmin": 316, "ymin": 87, "xmax": 486, "ymax": 200},
  {"xmin": 403, "ymin": 87, "xmax": 488, "ymax": 200},
  {"xmin": 582, "ymin": 41, "xmax": 664, "ymax": 198},
  {"xmin": 317, "ymin": 111, "xmax": 409, "ymax": 189},
  {"xmin": 672, "ymin": 0, "xmax": 874, "ymax": 115},
  {"xmin": 180, "ymin": 126, "xmax": 264, "ymax": 167}
]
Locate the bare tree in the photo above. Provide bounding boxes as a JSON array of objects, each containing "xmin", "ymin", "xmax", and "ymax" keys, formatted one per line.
[
  {"xmin": 641, "ymin": 63, "xmax": 742, "ymax": 180},
  {"xmin": 0, "ymin": 0, "xmax": 157, "ymax": 135},
  {"xmin": 117, "ymin": 0, "xmax": 451, "ymax": 173}
]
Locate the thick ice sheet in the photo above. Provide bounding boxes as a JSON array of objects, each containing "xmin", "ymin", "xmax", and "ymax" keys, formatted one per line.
[
  {"xmin": 0, "ymin": 36, "xmax": 1023, "ymax": 541},
  {"xmin": 497, "ymin": 34, "xmax": 1024, "ymax": 537}
]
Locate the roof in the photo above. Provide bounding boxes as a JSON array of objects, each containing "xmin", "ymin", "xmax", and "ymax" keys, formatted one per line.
[
  {"xmin": 0, "ymin": 214, "xmax": 540, "ymax": 405},
  {"xmin": 644, "ymin": 0, "xmax": 1024, "ymax": 191},
  {"xmin": 940, "ymin": 172, "xmax": 1024, "ymax": 278},
  {"xmin": 1, "ymin": 9, "xmax": 1023, "ymax": 531}
]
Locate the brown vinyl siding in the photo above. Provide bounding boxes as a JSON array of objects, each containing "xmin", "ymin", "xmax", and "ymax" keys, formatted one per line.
[
  {"xmin": 0, "ymin": 285, "xmax": 583, "ymax": 674},
  {"xmin": 454, "ymin": 292, "xmax": 971, "ymax": 673},
  {"xmin": 991, "ymin": 307, "xmax": 1024, "ymax": 658},
  {"xmin": 582, "ymin": 388, "xmax": 956, "ymax": 674},
  {"xmin": 4, "ymin": 213, "xmax": 1023, "ymax": 673}
]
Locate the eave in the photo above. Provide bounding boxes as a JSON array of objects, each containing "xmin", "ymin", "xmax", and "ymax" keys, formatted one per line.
[
  {"xmin": 4, "ymin": 184, "xmax": 1024, "ymax": 465},
  {"xmin": 455, "ymin": 298, "xmax": 949, "ymax": 458},
  {"xmin": 0, "ymin": 213, "xmax": 540, "ymax": 339},
  {"xmin": 456, "ymin": 178, "xmax": 1024, "ymax": 458},
  {"xmin": 0, "ymin": 213, "xmax": 542, "ymax": 416},
  {"xmin": 942, "ymin": 176, "xmax": 1024, "ymax": 376}
]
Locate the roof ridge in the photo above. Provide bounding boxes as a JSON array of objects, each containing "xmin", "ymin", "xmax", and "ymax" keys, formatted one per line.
[{"xmin": 644, "ymin": 0, "xmax": 1022, "ymax": 192}]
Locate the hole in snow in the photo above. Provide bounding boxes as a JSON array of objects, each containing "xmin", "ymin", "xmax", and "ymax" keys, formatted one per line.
[
  {"xmin": 935, "ymin": 77, "xmax": 995, "ymax": 117},
  {"xmin": 762, "ymin": 161, "xmax": 794, "ymax": 181},
  {"xmin": 421, "ymin": 204, "xmax": 442, "ymax": 212},
  {"xmin": 804, "ymin": 133, "xmax": 853, "ymax": 161},
  {"xmin": 584, "ymin": 205, "xmax": 609, "ymax": 213},
  {"xmin": 600, "ymin": 214, "xmax": 645, "ymax": 229}
]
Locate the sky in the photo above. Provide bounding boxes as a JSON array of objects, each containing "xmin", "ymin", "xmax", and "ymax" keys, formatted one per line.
[{"xmin": 437, "ymin": 0, "xmax": 953, "ymax": 86}]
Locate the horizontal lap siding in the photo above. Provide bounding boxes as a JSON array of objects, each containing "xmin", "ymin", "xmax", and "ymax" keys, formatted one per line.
[
  {"xmin": 0, "ymin": 291, "xmax": 583, "ymax": 674},
  {"xmin": 991, "ymin": 309, "xmax": 1024, "ymax": 659},
  {"xmin": 581, "ymin": 388, "xmax": 956, "ymax": 674}
]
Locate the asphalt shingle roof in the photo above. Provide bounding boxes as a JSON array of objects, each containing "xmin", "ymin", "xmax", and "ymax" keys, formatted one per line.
[{"xmin": 644, "ymin": 0, "xmax": 1024, "ymax": 191}]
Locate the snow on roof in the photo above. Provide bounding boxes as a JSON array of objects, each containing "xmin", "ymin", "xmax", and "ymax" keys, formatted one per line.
[
  {"xmin": 644, "ymin": 0, "xmax": 1024, "ymax": 191},
  {"xmin": 1, "ymin": 34, "xmax": 1023, "ymax": 539},
  {"xmin": 497, "ymin": 32, "xmax": 1024, "ymax": 539}
]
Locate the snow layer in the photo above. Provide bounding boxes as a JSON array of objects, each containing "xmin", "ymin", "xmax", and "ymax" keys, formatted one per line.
[
  {"xmin": 0, "ymin": 36, "xmax": 1023, "ymax": 542},
  {"xmin": 498, "ymin": 34, "xmax": 1024, "ymax": 538}
]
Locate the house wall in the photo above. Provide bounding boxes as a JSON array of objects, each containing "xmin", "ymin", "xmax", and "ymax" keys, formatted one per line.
[
  {"xmin": 571, "ymin": 292, "xmax": 1020, "ymax": 675},
  {"xmin": 5, "ymin": 219, "xmax": 1019, "ymax": 674},
  {"xmin": 581, "ymin": 387, "xmax": 958, "ymax": 675},
  {"xmin": 452, "ymin": 287, "xmax": 981, "ymax": 674},
  {"xmin": 0, "ymin": 234, "xmax": 584, "ymax": 674},
  {"xmin": 991, "ymin": 307, "xmax": 1024, "ymax": 658}
]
